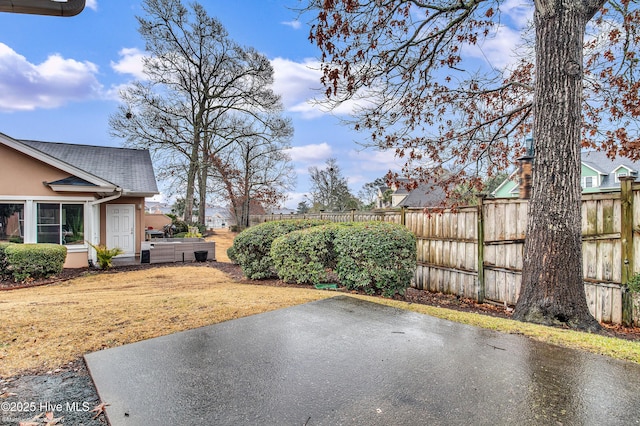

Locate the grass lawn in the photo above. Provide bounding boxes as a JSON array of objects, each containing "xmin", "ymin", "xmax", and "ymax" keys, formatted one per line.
[{"xmin": 1, "ymin": 229, "xmax": 639, "ymax": 378}]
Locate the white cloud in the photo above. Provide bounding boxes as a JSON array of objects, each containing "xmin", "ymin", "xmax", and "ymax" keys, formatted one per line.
[
  {"xmin": 500, "ymin": 0, "xmax": 533, "ymax": 28},
  {"xmin": 285, "ymin": 142, "xmax": 333, "ymax": 163},
  {"xmin": 271, "ymin": 57, "xmax": 324, "ymax": 117},
  {"xmin": 281, "ymin": 20, "xmax": 301, "ymax": 30},
  {"xmin": 284, "ymin": 192, "xmax": 309, "ymax": 209},
  {"xmin": 111, "ymin": 47, "xmax": 148, "ymax": 80},
  {"xmin": 104, "ymin": 82, "xmax": 132, "ymax": 101},
  {"xmin": 462, "ymin": 25, "xmax": 522, "ymax": 70},
  {"xmin": 85, "ymin": 0, "xmax": 98, "ymax": 11},
  {"xmin": 0, "ymin": 43, "xmax": 102, "ymax": 112},
  {"xmin": 271, "ymin": 57, "xmax": 381, "ymax": 119},
  {"xmin": 348, "ymin": 149, "xmax": 405, "ymax": 173}
]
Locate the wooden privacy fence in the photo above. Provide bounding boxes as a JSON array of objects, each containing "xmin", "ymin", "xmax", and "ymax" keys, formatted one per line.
[{"xmin": 251, "ymin": 179, "xmax": 640, "ymax": 325}]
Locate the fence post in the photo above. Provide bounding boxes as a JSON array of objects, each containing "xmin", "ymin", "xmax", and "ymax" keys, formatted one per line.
[
  {"xmin": 621, "ymin": 177, "xmax": 634, "ymax": 326},
  {"xmin": 401, "ymin": 207, "xmax": 406, "ymax": 226},
  {"xmin": 477, "ymin": 195, "xmax": 485, "ymax": 303}
]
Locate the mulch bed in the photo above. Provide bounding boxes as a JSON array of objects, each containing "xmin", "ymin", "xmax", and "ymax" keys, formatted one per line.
[{"xmin": 2, "ymin": 260, "xmax": 639, "ymax": 341}]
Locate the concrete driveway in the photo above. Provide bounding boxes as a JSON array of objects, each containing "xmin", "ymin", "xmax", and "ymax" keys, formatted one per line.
[{"xmin": 85, "ymin": 296, "xmax": 640, "ymax": 425}]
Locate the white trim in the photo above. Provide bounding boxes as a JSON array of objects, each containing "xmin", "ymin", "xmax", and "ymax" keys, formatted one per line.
[
  {"xmin": 611, "ymin": 165, "xmax": 631, "ymax": 183},
  {"xmin": 0, "ymin": 195, "xmax": 96, "ymax": 202},
  {"xmin": 1, "ymin": 199, "xmax": 94, "ymax": 246},
  {"xmin": 47, "ymin": 184, "xmax": 117, "ymax": 193},
  {"xmin": 581, "ymin": 162, "xmax": 605, "ymax": 187},
  {"xmin": 491, "ymin": 170, "xmax": 518, "ymax": 197},
  {"xmin": 0, "ymin": 132, "xmax": 115, "ymax": 188},
  {"xmin": 611, "ymin": 165, "xmax": 632, "ymax": 174},
  {"xmin": 582, "ymin": 176, "xmax": 597, "ymax": 189},
  {"xmin": 24, "ymin": 200, "xmax": 35, "ymax": 243}
]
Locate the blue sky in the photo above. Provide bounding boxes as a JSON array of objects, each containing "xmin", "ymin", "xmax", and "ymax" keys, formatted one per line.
[{"xmin": 0, "ymin": 0, "xmax": 528, "ymax": 209}]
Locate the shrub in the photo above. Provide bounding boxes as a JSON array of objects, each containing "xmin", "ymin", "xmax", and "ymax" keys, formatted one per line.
[
  {"xmin": 185, "ymin": 226, "xmax": 202, "ymax": 238},
  {"xmin": 0, "ymin": 242, "xmax": 11, "ymax": 279},
  {"xmin": 88, "ymin": 243, "xmax": 124, "ymax": 270},
  {"xmin": 628, "ymin": 273, "xmax": 640, "ymax": 293},
  {"xmin": 227, "ymin": 244, "xmax": 238, "ymax": 263},
  {"xmin": 167, "ymin": 216, "xmax": 189, "ymax": 235},
  {"xmin": 270, "ymin": 223, "xmax": 345, "ymax": 285},
  {"xmin": 334, "ymin": 222, "xmax": 416, "ymax": 297},
  {"xmin": 5, "ymin": 244, "xmax": 67, "ymax": 282},
  {"xmin": 229, "ymin": 219, "xmax": 329, "ymax": 279}
]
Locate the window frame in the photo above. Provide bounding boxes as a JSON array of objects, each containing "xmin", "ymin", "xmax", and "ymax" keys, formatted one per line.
[
  {"xmin": 0, "ymin": 202, "xmax": 25, "ymax": 243},
  {"xmin": 36, "ymin": 202, "xmax": 86, "ymax": 246},
  {"xmin": 582, "ymin": 176, "xmax": 594, "ymax": 189}
]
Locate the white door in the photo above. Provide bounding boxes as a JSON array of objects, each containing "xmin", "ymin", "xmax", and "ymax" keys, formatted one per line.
[{"xmin": 106, "ymin": 204, "xmax": 135, "ymax": 256}]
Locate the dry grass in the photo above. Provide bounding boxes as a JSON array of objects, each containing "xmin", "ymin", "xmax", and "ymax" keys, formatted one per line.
[
  {"xmin": 0, "ymin": 266, "xmax": 332, "ymax": 378},
  {"xmin": 205, "ymin": 228, "xmax": 236, "ymax": 262},
  {"xmin": 1, "ymin": 227, "xmax": 638, "ymax": 377}
]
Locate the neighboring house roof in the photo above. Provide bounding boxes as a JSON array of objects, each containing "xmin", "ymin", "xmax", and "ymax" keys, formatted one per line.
[
  {"xmin": 396, "ymin": 182, "xmax": 447, "ymax": 207},
  {"xmin": 491, "ymin": 150, "xmax": 640, "ymax": 197},
  {"xmin": 581, "ymin": 150, "xmax": 639, "ymax": 188},
  {"xmin": 267, "ymin": 207, "xmax": 296, "ymax": 215},
  {"xmin": 19, "ymin": 139, "xmax": 159, "ymax": 196},
  {"xmin": 381, "ymin": 178, "xmax": 447, "ymax": 208}
]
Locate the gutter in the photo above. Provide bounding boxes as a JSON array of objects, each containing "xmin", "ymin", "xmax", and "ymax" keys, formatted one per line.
[{"xmin": 91, "ymin": 188, "xmax": 123, "ymax": 206}]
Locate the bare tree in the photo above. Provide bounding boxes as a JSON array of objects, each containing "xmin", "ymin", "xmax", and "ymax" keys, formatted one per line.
[
  {"xmin": 308, "ymin": 158, "xmax": 359, "ymax": 211},
  {"xmin": 358, "ymin": 177, "xmax": 388, "ymax": 209},
  {"xmin": 110, "ymin": 0, "xmax": 286, "ymax": 224},
  {"xmin": 308, "ymin": 0, "xmax": 640, "ymax": 330},
  {"xmin": 209, "ymin": 114, "xmax": 295, "ymax": 228}
]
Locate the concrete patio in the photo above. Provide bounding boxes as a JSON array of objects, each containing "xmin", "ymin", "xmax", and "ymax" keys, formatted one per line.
[{"xmin": 85, "ymin": 296, "xmax": 640, "ymax": 425}]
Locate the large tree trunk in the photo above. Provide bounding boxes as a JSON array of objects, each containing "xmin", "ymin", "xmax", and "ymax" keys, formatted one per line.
[
  {"xmin": 197, "ymin": 162, "xmax": 208, "ymax": 226},
  {"xmin": 183, "ymin": 131, "xmax": 200, "ymax": 223},
  {"xmin": 513, "ymin": 0, "xmax": 603, "ymax": 331}
]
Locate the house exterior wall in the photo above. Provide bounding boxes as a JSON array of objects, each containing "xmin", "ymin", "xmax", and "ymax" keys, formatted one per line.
[
  {"xmin": 99, "ymin": 197, "xmax": 146, "ymax": 256},
  {"xmin": 581, "ymin": 164, "xmax": 600, "ymax": 193},
  {"xmin": 496, "ymin": 163, "xmax": 634, "ymax": 197},
  {"xmin": 1, "ymin": 144, "xmax": 96, "ymax": 268},
  {"xmin": 0, "ymin": 142, "xmax": 152, "ymax": 268},
  {"xmin": 493, "ymin": 175, "xmax": 519, "ymax": 197},
  {"xmin": 0, "ymin": 143, "xmax": 92, "ymax": 197}
]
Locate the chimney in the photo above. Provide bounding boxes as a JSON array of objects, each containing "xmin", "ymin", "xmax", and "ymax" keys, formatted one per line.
[{"xmin": 518, "ymin": 137, "xmax": 534, "ymax": 199}]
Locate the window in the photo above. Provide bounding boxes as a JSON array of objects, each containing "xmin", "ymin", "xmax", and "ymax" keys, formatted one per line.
[
  {"xmin": 583, "ymin": 176, "xmax": 594, "ymax": 188},
  {"xmin": 0, "ymin": 203, "xmax": 24, "ymax": 243},
  {"xmin": 37, "ymin": 203, "xmax": 84, "ymax": 245},
  {"xmin": 616, "ymin": 172, "xmax": 627, "ymax": 183}
]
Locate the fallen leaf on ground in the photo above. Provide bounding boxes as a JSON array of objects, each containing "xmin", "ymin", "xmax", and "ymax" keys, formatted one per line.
[{"xmin": 91, "ymin": 402, "xmax": 110, "ymax": 419}]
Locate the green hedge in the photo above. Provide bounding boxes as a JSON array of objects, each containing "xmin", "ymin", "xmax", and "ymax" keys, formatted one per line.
[
  {"xmin": 4, "ymin": 244, "xmax": 67, "ymax": 282},
  {"xmin": 270, "ymin": 223, "xmax": 346, "ymax": 285},
  {"xmin": 228, "ymin": 219, "xmax": 329, "ymax": 279},
  {"xmin": 0, "ymin": 242, "xmax": 11, "ymax": 279},
  {"xmin": 334, "ymin": 222, "xmax": 416, "ymax": 297}
]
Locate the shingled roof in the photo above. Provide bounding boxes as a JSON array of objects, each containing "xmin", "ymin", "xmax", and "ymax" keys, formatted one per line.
[
  {"xmin": 396, "ymin": 182, "xmax": 447, "ymax": 207},
  {"xmin": 581, "ymin": 150, "xmax": 640, "ymax": 189},
  {"xmin": 19, "ymin": 139, "xmax": 158, "ymax": 196}
]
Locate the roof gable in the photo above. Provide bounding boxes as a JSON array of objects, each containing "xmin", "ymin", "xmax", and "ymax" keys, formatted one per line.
[
  {"xmin": 581, "ymin": 151, "xmax": 639, "ymax": 175},
  {"xmin": 0, "ymin": 132, "xmax": 158, "ymax": 196}
]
